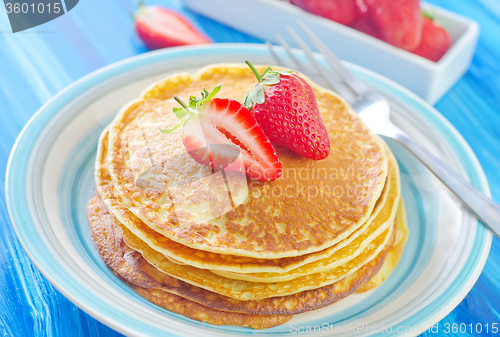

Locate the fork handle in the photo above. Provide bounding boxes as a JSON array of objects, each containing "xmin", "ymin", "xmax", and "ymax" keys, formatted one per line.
[{"xmin": 393, "ymin": 133, "xmax": 500, "ymax": 240}]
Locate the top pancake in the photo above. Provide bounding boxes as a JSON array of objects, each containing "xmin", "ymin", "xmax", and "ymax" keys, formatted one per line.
[{"xmin": 107, "ymin": 64, "xmax": 388, "ymax": 258}]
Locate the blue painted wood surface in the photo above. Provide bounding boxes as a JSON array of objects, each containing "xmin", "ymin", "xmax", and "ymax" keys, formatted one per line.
[{"xmin": 0, "ymin": 0, "xmax": 499, "ymax": 335}]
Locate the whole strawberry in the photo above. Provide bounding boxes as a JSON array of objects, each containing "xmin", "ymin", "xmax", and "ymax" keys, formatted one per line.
[
  {"xmin": 350, "ymin": 14, "xmax": 383, "ymax": 40},
  {"xmin": 290, "ymin": 0, "xmax": 358, "ymax": 26},
  {"xmin": 161, "ymin": 86, "xmax": 282, "ymax": 181},
  {"xmin": 366, "ymin": 0, "xmax": 422, "ymax": 51},
  {"xmin": 243, "ymin": 62, "xmax": 330, "ymax": 160},
  {"xmin": 411, "ymin": 17, "xmax": 452, "ymax": 62}
]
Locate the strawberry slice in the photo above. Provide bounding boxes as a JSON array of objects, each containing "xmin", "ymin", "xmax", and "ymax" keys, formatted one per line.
[
  {"xmin": 134, "ymin": 5, "xmax": 212, "ymax": 49},
  {"xmin": 244, "ymin": 62, "xmax": 331, "ymax": 160},
  {"xmin": 411, "ymin": 17, "xmax": 452, "ymax": 62},
  {"xmin": 161, "ymin": 86, "xmax": 282, "ymax": 181}
]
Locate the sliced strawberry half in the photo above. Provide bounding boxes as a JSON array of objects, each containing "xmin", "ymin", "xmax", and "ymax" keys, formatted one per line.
[
  {"xmin": 161, "ymin": 86, "xmax": 282, "ymax": 181},
  {"xmin": 134, "ymin": 5, "xmax": 212, "ymax": 49}
]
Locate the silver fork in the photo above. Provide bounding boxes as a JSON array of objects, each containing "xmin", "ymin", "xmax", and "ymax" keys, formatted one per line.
[{"xmin": 267, "ymin": 22, "xmax": 500, "ymax": 239}]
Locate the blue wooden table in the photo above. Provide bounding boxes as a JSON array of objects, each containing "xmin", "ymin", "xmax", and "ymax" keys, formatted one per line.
[{"xmin": 0, "ymin": 0, "xmax": 499, "ymax": 335}]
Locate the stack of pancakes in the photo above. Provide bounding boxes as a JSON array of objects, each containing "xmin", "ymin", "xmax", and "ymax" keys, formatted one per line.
[{"xmin": 87, "ymin": 64, "xmax": 409, "ymax": 329}]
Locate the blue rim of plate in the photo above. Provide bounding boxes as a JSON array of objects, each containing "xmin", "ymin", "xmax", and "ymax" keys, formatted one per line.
[{"xmin": 5, "ymin": 44, "xmax": 492, "ymax": 336}]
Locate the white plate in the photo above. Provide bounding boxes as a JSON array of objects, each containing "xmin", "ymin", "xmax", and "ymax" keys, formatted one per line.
[{"xmin": 6, "ymin": 44, "xmax": 491, "ymax": 336}]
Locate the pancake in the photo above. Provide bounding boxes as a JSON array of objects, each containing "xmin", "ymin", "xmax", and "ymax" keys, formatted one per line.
[
  {"xmin": 120, "ymin": 215, "xmax": 395, "ymax": 301},
  {"xmin": 136, "ymin": 246, "xmax": 391, "ymax": 316},
  {"xmin": 211, "ymin": 148, "xmax": 399, "ymax": 282},
  {"xmin": 87, "ymin": 193, "xmax": 396, "ymax": 316},
  {"xmin": 106, "ymin": 64, "xmax": 388, "ymax": 258},
  {"xmin": 87, "ymin": 195, "xmax": 292, "ymax": 328},
  {"xmin": 96, "ymin": 128, "xmax": 391, "ymax": 273},
  {"xmin": 132, "ymin": 287, "xmax": 291, "ymax": 329},
  {"xmin": 115, "ymin": 147, "xmax": 398, "ymax": 301},
  {"xmin": 357, "ymin": 198, "xmax": 409, "ymax": 292}
]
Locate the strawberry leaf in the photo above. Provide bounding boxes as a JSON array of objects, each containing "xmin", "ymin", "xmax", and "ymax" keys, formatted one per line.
[
  {"xmin": 422, "ymin": 9, "xmax": 435, "ymax": 20},
  {"xmin": 160, "ymin": 116, "xmax": 189, "ymax": 134},
  {"xmin": 275, "ymin": 70, "xmax": 295, "ymax": 76},
  {"xmin": 243, "ymin": 84, "xmax": 265, "ymax": 108},
  {"xmin": 199, "ymin": 85, "xmax": 221, "ymax": 107},
  {"xmin": 244, "ymin": 60, "xmax": 296, "ymax": 108},
  {"xmin": 173, "ymin": 107, "xmax": 187, "ymax": 119},
  {"xmin": 260, "ymin": 72, "xmax": 281, "ymax": 85},
  {"xmin": 160, "ymin": 86, "xmax": 222, "ymax": 134},
  {"xmin": 261, "ymin": 67, "xmax": 272, "ymax": 77}
]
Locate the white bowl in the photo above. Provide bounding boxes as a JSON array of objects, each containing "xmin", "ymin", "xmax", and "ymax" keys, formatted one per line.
[{"xmin": 184, "ymin": 0, "xmax": 479, "ymax": 105}]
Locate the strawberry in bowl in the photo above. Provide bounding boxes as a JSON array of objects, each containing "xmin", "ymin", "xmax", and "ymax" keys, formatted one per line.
[
  {"xmin": 291, "ymin": 0, "xmax": 452, "ymax": 62},
  {"xmin": 365, "ymin": 0, "xmax": 423, "ymax": 51},
  {"xmin": 290, "ymin": 0, "xmax": 358, "ymax": 26},
  {"xmin": 411, "ymin": 16, "xmax": 452, "ymax": 62}
]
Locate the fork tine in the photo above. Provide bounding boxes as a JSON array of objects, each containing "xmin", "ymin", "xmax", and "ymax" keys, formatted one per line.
[
  {"xmin": 265, "ymin": 41, "xmax": 284, "ymax": 67},
  {"xmin": 286, "ymin": 27, "xmax": 356, "ymax": 102},
  {"xmin": 268, "ymin": 39, "xmax": 337, "ymax": 96},
  {"xmin": 267, "ymin": 39, "xmax": 305, "ymax": 75},
  {"xmin": 269, "ymin": 36, "xmax": 352, "ymax": 101},
  {"xmin": 274, "ymin": 35, "xmax": 308, "ymax": 75},
  {"xmin": 297, "ymin": 21, "xmax": 368, "ymax": 96}
]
